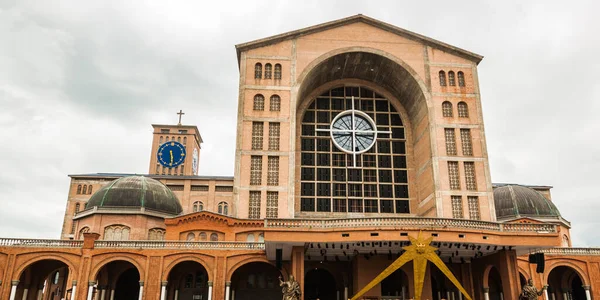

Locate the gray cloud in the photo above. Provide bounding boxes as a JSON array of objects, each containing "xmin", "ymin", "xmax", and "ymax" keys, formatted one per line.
[{"xmin": 1, "ymin": 0, "xmax": 598, "ymax": 246}]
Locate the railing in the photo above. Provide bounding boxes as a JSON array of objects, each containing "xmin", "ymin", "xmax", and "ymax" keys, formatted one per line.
[
  {"xmin": 536, "ymin": 248, "xmax": 600, "ymax": 255},
  {"xmin": 0, "ymin": 238, "xmax": 83, "ymax": 248},
  {"xmin": 94, "ymin": 241, "xmax": 265, "ymax": 250},
  {"xmin": 265, "ymin": 217, "xmax": 557, "ymax": 233}
]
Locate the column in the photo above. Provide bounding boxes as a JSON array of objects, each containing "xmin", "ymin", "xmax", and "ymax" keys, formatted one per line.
[
  {"xmin": 109, "ymin": 289, "xmax": 115, "ymax": 300},
  {"xmin": 336, "ymin": 290, "xmax": 340, "ymax": 300},
  {"xmin": 344, "ymin": 287, "xmax": 348, "ymax": 300},
  {"xmin": 21, "ymin": 287, "xmax": 29, "ymax": 300},
  {"xmin": 401, "ymin": 286, "xmax": 406, "ymax": 300},
  {"xmin": 87, "ymin": 282, "xmax": 95, "ymax": 300},
  {"xmin": 458, "ymin": 292, "xmax": 463, "ymax": 300},
  {"xmin": 543, "ymin": 288, "xmax": 549, "ymax": 300},
  {"xmin": 231, "ymin": 290, "xmax": 235, "ymax": 300},
  {"xmin": 483, "ymin": 287, "xmax": 490, "ymax": 300},
  {"xmin": 583, "ymin": 285, "xmax": 592, "ymax": 300},
  {"xmin": 9, "ymin": 280, "xmax": 19, "ymax": 300},
  {"xmin": 138, "ymin": 281, "xmax": 144, "ymax": 300},
  {"xmin": 100, "ymin": 287, "xmax": 106, "ymax": 300},
  {"xmin": 207, "ymin": 281, "xmax": 213, "ymax": 300},
  {"xmin": 160, "ymin": 281, "xmax": 167, "ymax": 300},
  {"xmin": 174, "ymin": 289, "xmax": 178, "ymax": 300},
  {"xmin": 562, "ymin": 289, "xmax": 568, "ymax": 300},
  {"xmin": 71, "ymin": 280, "xmax": 77, "ymax": 300},
  {"xmin": 446, "ymin": 291, "xmax": 451, "ymax": 300},
  {"xmin": 225, "ymin": 281, "xmax": 231, "ymax": 300},
  {"xmin": 500, "ymin": 291, "xmax": 504, "ymax": 300},
  {"xmin": 36, "ymin": 284, "xmax": 44, "ymax": 300}
]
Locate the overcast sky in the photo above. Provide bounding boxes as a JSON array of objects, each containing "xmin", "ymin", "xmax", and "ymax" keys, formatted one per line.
[{"xmin": 1, "ymin": 0, "xmax": 598, "ymax": 246}]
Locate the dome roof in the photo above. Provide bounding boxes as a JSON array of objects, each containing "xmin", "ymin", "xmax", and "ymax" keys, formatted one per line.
[
  {"xmin": 493, "ymin": 185, "xmax": 560, "ymax": 219},
  {"xmin": 86, "ymin": 176, "xmax": 182, "ymax": 215}
]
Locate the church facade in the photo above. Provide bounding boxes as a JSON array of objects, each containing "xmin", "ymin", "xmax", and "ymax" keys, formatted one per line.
[{"xmin": 1, "ymin": 15, "xmax": 599, "ymax": 300}]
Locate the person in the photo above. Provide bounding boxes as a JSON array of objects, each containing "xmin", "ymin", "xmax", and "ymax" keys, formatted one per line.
[
  {"xmin": 279, "ymin": 275, "xmax": 301, "ymax": 300},
  {"xmin": 520, "ymin": 279, "xmax": 547, "ymax": 300}
]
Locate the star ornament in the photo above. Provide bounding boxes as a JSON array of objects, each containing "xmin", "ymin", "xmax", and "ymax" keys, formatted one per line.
[{"xmin": 350, "ymin": 232, "xmax": 472, "ymax": 300}]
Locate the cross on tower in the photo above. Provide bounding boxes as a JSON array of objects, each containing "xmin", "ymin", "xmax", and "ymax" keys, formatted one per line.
[{"xmin": 177, "ymin": 110, "xmax": 185, "ymax": 125}]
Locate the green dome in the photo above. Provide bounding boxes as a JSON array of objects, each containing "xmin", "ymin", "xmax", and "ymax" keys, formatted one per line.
[
  {"xmin": 86, "ymin": 176, "xmax": 182, "ymax": 215},
  {"xmin": 494, "ymin": 185, "xmax": 560, "ymax": 219}
]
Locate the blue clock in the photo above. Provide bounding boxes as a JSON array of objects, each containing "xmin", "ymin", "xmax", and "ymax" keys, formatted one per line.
[{"xmin": 157, "ymin": 141, "xmax": 186, "ymax": 168}]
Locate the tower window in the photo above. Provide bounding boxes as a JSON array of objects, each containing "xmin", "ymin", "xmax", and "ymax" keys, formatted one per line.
[
  {"xmin": 270, "ymin": 95, "xmax": 281, "ymax": 111},
  {"xmin": 75, "ymin": 203, "xmax": 80, "ymax": 213},
  {"xmin": 464, "ymin": 162, "xmax": 477, "ymax": 190},
  {"xmin": 249, "ymin": 191, "xmax": 261, "ymax": 219},
  {"xmin": 193, "ymin": 201, "xmax": 203, "ymax": 212},
  {"xmin": 468, "ymin": 196, "xmax": 480, "ymax": 220},
  {"xmin": 251, "ymin": 122, "xmax": 264, "ymax": 150},
  {"xmin": 448, "ymin": 71, "xmax": 456, "ymax": 86},
  {"xmin": 88, "ymin": 185, "xmax": 93, "ymax": 194},
  {"xmin": 451, "ymin": 196, "xmax": 463, "ymax": 218},
  {"xmin": 439, "ymin": 71, "xmax": 447, "ymax": 86},
  {"xmin": 82, "ymin": 185, "xmax": 87, "ymax": 195},
  {"xmin": 274, "ymin": 64, "xmax": 282, "ymax": 80},
  {"xmin": 448, "ymin": 161, "xmax": 460, "ymax": 190},
  {"xmin": 254, "ymin": 63, "xmax": 262, "ymax": 79},
  {"xmin": 457, "ymin": 71, "xmax": 465, "ymax": 87},
  {"xmin": 268, "ymin": 122, "xmax": 280, "ymax": 150},
  {"xmin": 210, "ymin": 233, "xmax": 218, "ymax": 241},
  {"xmin": 76, "ymin": 185, "xmax": 82, "ymax": 194},
  {"xmin": 460, "ymin": 129, "xmax": 473, "ymax": 156},
  {"xmin": 444, "ymin": 128, "xmax": 457, "ymax": 156},
  {"xmin": 264, "ymin": 63, "xmax": 272, "ymax": 79},
  {"xmin": 442, "ymin": 101, "xmax": 453, "ymax": 117},
  {"xmin": 266, "ymin": 191, "xmax": 278, "ymax": 218},
  {"xmin": 267, "ymin": 156, "xmax": 279, "ymax": 186},
  {"xmin": 253, "ymin": 94, "xmax": 265, "ymax": 111},
  {"xmin": 457, "ymin": 102, "xmax": 469, "ymax": 118},
  {"xmin": 218, "ymin": 202, "xmax": 228, "ymax": 215},
  {"xmin": 250, "ymin": 156, "xmax": 262, "ymax": 185},
  {"xmin": 160, "ymin": 129, "xmax": 170, "ymax": 133}
]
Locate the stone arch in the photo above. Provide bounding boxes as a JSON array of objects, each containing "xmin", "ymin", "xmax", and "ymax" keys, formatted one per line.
[
  {"xmin": 162, "ymin": 255, "xmax": 213, "ymax": 282},
  {"xmin": 545, "ymin": 261, "xmax": 590, "ymax": 286},
  {"xmin": 14, "ymin": 254, "xmax": 78, "ymax": 281},
  {"xmin": 226, "ymin": 256, "xmax": 280, "ymax": 281},
  {"xmin": 90, "ymin": 255, "xmax": 146, "ymax": 281},
  {"xmin": 482, "ymin": 264, "xmax": 495, "ymax": 288}
]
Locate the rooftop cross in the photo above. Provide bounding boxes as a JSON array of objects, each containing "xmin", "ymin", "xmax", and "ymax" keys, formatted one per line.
[{"xmin": 177, "ymin": 110, "xmax": 185, "ymax": 125}]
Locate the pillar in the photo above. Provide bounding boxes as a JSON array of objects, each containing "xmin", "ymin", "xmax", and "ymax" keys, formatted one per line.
[
  {"xmin": 500, "ymin": 291, "xmax": 504, "ymax": 300},
  {"xmin": 174, "ymin": 289, "xmax": 178, "ymax": 300},
  {"xmin": 231, "ymin": 290, "xmax": 235, "ymax": 300},
  {"xmin": 562, "ymin": 288, "xmax": 568, "ymax": 300},
  {"xmin": 483, "ymin": 287, "xmax": 490, "ymax": 300},
  {"xmin": 583, "ymin": 285, "xmax": 591, "ymax": 300},
  {"xmin": 36, "ymin": 284, "xmax": 44, "ymax": 300},
  {"xmin": 336, "ymin": 290, "xmax": 339, "ymax": 300},
  {"xmin": 160, "ymin": 281, "xmax": 167, "ymax": 300},
  {"xmin": 138, "ymin": 281, "xmax": 144, "ymax": 300},
  {"xmin": 225, "ymin": 281, "xmax": 231, "ymax": 300},
  {"xmin": 291, "ymin": 246, "xmax": 305, "ymax": 300},
  {"xmin": 207, "ymin": 281, "xmax": 213, "ymax": 300},
  {"xmin": 543, "ymin": 288, "xmax": 549, "ymax": 300},
  {"xmin": 100, "ymin": 287, "xmax": 106, "ymax": 300},
  {"xmin": 21, "ymin": 287, "xmax": 28, "ymax": 300},
  {"xmin": 71, "ymin": 280, "xmax": 77, "ymax": 300},
  {"xmin": 447, "ymin": 291, "xmax": 451, "ymax": 300},
  {"xmin": 344, "ymin": 287, "xmax": 348, "ymax": 300},
  {"xmin": 87, "ymin": 282, "xmax": 96, "ymax": 300},
  {"xmin": 109, "ymin": 289, "xmax": 115, "ymax": 300},
  {"xmin": 9, "ymin": 280, "xmax": 19, "ymax": 300}
]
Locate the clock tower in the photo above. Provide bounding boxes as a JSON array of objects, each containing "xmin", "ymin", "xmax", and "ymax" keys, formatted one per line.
[{"xmin": 148, "ymin": 117, "xmax": 203, "ymax": 176}]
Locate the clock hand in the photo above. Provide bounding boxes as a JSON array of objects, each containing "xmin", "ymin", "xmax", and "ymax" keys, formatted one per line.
[{"xmin": 170, "ymin": 150, "xmax": 173, "ymax": 164}]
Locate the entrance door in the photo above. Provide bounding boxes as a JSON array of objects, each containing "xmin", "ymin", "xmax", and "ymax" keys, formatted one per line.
[{"xmin": 305, "ymin": 268, "xmax": 337, "ymax": 300}]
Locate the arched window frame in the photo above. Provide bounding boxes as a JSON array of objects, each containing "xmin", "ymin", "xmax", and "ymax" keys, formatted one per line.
[
  {"xmin": 448, "ymin": 71, "xmax": 456, "ymax": 86},
  {"xmin": 254, "ymin": 63, "xmax": 262, "ymax": 79},
  {"xmin": 457, "ymin": 71, "xmax": 465, "ymax": 87},
  {"xmin": 186, "ymin": 232, "xmax": 195, "ymax": 241},
  {"xmin": 270, "ymin": 95, "xmax": 281, "ymax": 111},
  {"xmin": 439, "ymin": 71, "xmax": 447, "ymax": 86},
  {"xmin": 210, "ymin": 233, "xmax": 218, "ymax": 241},
  {"xmin": 78, "ymin": 227, "xmax": 90, "ymax": 239},
  {"xmin": 193, "ymin": 201, "xmax": 203, "ymax": 212},
  {"xmin": 247, "ymin": 233, "xmax": 255, "ymax": 242},
  {"xmin": 88, "ymin": 185, "xmax": 93, "ymax": 194},
  {"xmin": 457, "ymin": 101, "xmax": 469, "ymax": 118},
  {"xmin": 274, "ymin": 64, "xmax": 282, "ymax": 80},
  {"xmin": 442, "ymin": 101, "xmax": 453, "ymax": 117},
  {"xmin": 103, "ymin": 224, "xmax": 130, "ymax": 241},
  {"xmin": 148, "ymin": 228, "xmax": 166, "ymax": 240},
  {"xmin": 264, "ymin": 63, "xmax": 272, "ymax": 79},
  {"xmin": 253, "ymin": 94, "xmax": 265, "ymax": 111},
  {"xmin": 199, "ymin": 232, "xmax": 207, "ymax": 241},
  {"xmin": 218, "ymin": 202, "xmax": 229, "ymax": 215},
  {"xmin": 76, "ymin": 185, "xmax": 82, "ymax": 194}
]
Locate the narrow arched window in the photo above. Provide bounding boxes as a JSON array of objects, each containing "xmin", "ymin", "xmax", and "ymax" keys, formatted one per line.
[
  {"xmin": 88, "ymin": 185, "xmax": 93, "ymax": 194},
  {"xmin": 104, "ymin": 225, "xmax": 130, "ymax": 241},
  {"xmin": 193, "ymin": 201, "xmax": 203, "ymax": 212},
  {"xmin": 264, "ymin": 63, "xmax": 272, "ymax": 79},
  {"xmin": 457, "ymin": 101, "xmax": 469, "ymax": 118},
  {"xmin": 183, "ymin": 137, "xmax": 187, "ymax": 145},
  {"xmin": 254, "ymin": 63, "xmax": 262, "ymax": 79},
  {"xmin": 439, "ymin": 71, "xmax": 447, "ymax": 86},
  {"xmin": 448, "ymin": 71, "xmax": 456, "ymax": 86},
  {"xmin": 247, "ymin": 233, "xmax": 255, "ymax": 242},
  {"xmin": 442, "ymin": 101, "xmax": 453, "ymax": 117},
  {"xmin": 148, "ymin": 228, "xmax": 166, "ymax": 240},
  {"xmin": 270, "ymin": 95, "xmax": 281, "ymax": 111},
  {"xmin": 177, "ymin": 136, "xmax": 181, "ymax": 143},
  {"xmin": 457, "ymin": 71, "xmax": 465, "ymax": 87},
  {"xmin": 200, "ymin": 232, "xmax": 207, "ymax": 241},
  {"xmin": 186, "ymin": 232, "xmax": 195, "ymax": 241},
  {"xmin": 82, "ymin": 185, "xmax": 87, "ymax": 195},
  {"xmin": 76, "ymin": 185, "xmax": 82, "ymax": 194},
  {"xmin": 258, "ymin": 233, "xmax": 264, "ymax": 242},
  {"xmin": 274, "ymin": 64, "xmax": 282, "ymax": 80},
  {"xmin": 75, "ymin": 203, "xmax": 80, "ymax": 213},
  {"xmin": 218, "ymin": 202, "xmax": 228, "ymax": 215},
  {"xmin": 210, "ymin": 233, "xmax": 218, "ymax": 241},
  {"xmin": 253, "ymin": 94, "xmax": 265, "ymax": 111}
]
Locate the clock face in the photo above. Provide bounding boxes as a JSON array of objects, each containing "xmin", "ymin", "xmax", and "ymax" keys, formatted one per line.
[
  {"xmin": 157, "ymin": 141, "xmax": 186, "ymax": 168},
  {"xmin": 330, "ymin": 110, "xmax": 377, "ymax": 154}
]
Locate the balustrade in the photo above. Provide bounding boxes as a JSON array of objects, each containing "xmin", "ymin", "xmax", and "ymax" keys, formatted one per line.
[{"xmin": 0, "ymin": 238, "xmax": 83, "ymax": 247}]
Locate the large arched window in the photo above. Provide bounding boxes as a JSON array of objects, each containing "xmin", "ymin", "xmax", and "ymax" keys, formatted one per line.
[
  {"xmin": 442, "ymin": 101, "xmax": 453, "ymax": 117},
  {"xmin": 76, "ymin": 185, "xmax": 82, "ymax": 194},
  {"xmin": 448, "ymin": 71, "xmax": 456, "ymax": 86},
  {"xmin": 218, "ymin": 202, "xmax": 229, "ymax": 215},
  {"xmin": 253, "ymin": 94, "xmax": 265, "ymax": 111},
  {"xmin": 264, "ymin": 63, "xmax": 272, "ymax": 79},
  {"xmin": 274, "ymin": 64, "xmax": 282, "ymax": 80},
  {"xmin": 103, "ymin": 225, "xmax": 130, "ymax": 241},
  {"xmin": 457, "ymin": 101, "xmax": 469, "ymax": 118},
  {"xmin": 270, "ymin": 95, "xmax": 281, "ymax": 111},
  {"xmin": 457, "ymin": 71, "xmax": 465, "ymax": 87},
  {"xmin": 299, "ymin": 86, "xmax": 410, "ymax": 215},
  {"xmin": 148, "ymin": 228, "xmax": 166, "ymax": 240},
  {"xmin": 254, "ymin": 63, "xmax": 262, "ymax": 79},
  {"xmin": 193, "ymin": 201, "xmax": 203, "ymax": 212},
  {"xmin": 439, "ymin": 71, "xmax": 447, "ymax": 86}
]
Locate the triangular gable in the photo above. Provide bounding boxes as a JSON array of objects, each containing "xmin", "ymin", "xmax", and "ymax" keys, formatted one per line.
[{"xmin": 235, "ymin": 14, "xmax": 483, "ymax": 65}]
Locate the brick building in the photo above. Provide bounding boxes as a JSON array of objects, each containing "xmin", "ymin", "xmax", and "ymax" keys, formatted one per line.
[{"xmin": 1, "ymin": 15, "xmax": 598, "ymax": 300}]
